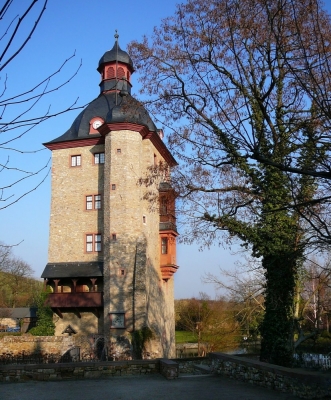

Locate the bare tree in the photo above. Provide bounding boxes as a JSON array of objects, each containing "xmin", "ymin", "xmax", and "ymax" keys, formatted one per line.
[
  {"xmin": 176, "ymin": 294, "xmax": 240, "ymax": 354},
  {"xmin": 129, "ymin": 0, "xmax": 331, "ymax": 366},
  {"xmin": 0, "ymin": 0, "xmax": 84, "ymax": 210},
  {"xmin": 0, "ymin": 241, "xmax": 40, "ymax": 307}
]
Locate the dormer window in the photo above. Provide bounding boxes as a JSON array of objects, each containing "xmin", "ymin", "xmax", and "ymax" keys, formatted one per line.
[{"xmin": 89, "ymin": 117, "xmax": 104, "ymax": 134}]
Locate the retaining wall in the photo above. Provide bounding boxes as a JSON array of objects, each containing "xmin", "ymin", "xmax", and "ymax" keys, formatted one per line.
[
  {"xmin": 210, "ymin": 352, "xmax": 331, "ymax": 399},
  {"xmin": 0, "ymin": 360, "xmax": 159, "ymax": 382},
  {"xmin": 1, "ymin": 344, "xmax": 331, "ymax": 399}
]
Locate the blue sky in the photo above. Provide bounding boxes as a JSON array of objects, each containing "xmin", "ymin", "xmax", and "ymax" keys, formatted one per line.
[{"xmin": 2, "ymin": 0, "xmax": 327, "ymax": 299}]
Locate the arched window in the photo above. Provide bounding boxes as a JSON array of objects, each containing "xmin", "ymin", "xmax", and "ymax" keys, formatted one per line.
[
  {"xmin": 117, "ymin": 67, "xmax": 125, "ymax": 79},
  {"xmin": 106, "ymin": 66, "xmax": 115, "ymax": 79}
]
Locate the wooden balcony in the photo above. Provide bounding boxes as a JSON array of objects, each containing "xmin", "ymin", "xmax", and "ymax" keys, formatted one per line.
[{"xmin": 46, "ymin": 292, "xmax": 103, "ymax": 308}]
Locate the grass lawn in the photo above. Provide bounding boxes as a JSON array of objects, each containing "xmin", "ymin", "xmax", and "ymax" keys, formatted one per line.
[{"xmin": 175, "ymin": 330, "xmax": 197, "ymax": 344}]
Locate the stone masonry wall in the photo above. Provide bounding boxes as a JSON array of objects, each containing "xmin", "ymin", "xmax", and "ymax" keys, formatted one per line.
[
  {"xmin": 102, "ymin": 130, "xmax": 176, "ymax": 358},
  {"xmin": 48, "ymin": 144, "xmax": 104, "ymax": 263},
  {"xmin": 0, "ymin": 336, "xmax": 75, "ymax": 357},
  {"xmin": 210, "ymin": 353, "xmax": 331, "ymax": 399},
  {"xmin": 53, "ymin": 312, "xmax": 103, "ymax": 337}
]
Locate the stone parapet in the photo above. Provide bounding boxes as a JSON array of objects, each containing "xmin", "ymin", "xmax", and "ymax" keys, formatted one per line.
[
  {"xmin": 0, "ymin": 360, "xmax": 159, "ymax": 382},
  {"xmin": 210, "ymin": 352, "xmax": 331, "ymax": 399}
]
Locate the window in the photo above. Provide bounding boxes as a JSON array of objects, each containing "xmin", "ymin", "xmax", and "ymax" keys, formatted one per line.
[
  {"xmin": 94, "ymin": 195, "xmax": 101, "ymax": 209},
  {"xmin": 161, "ymin": 237, "xmax": 168, "ymax": 254},
  {"xmin": 106, "ymin": 66, "xmax": 115, "ymax": 79},
  {"xmin": 94, "ymin": 152, "xmax": 105, "ymax": 164},
  {"xmin": 86, "ymin": 234, "xmax": 93, "ymax": 252},
  {"xmin": 112, "ymin": 233, "xmax": 117, "ymax": 240},
  {"xmin": 161, "ymin": 197, "xmax": 167, "ymax": 214},
  {"xmin": 86, "ymin": 195, "xmax": 102, "ymax": 210},
  {"xmin": 71, "ymin": 155, "xmax": 81, "ymax": 167},
  {"xmin": 117, "ymin": 148, "xmax": 121, "ymax": 153},
  {"xmin": 143, "ymin": 215, "xmax": 146, "ymax": 224},
  {"xmin": 111, "ymin": 184, "xmax": 116, "ymax": 190},
  {"xmin": 86, "ymin": 234, "xmax": 102, "ymax": 252},
  {"xmin": 110, "ymin": 313, "xmax": 125, "ymax": 329},
  {"xmin": 95, "ymin": 234, "xmax": 102, "ymax": 252},
  {"xmin": 86, "ymin": 196, "xmax": 93, "ymax": 210},
  {"xmin": 117, "ymin": 67, "xmax": 125, "ymax": 79}
]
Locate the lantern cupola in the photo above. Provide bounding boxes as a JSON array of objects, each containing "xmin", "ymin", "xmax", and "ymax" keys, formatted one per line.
[{"xmin": 97, "ymin": 32, "xmax": 134, "ymax": 95}]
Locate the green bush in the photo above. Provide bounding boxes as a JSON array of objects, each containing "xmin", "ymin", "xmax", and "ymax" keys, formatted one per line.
[
  {"xmin": 131, "ymin": 326, "xmax": 154, "ymax": 359},
  {"xmin": 320, "ymin": 330, "xmax": 331, "ymax": 339},
  {"xmin": 29, "ymin": 291, "xmax": 55, "ymax": 336}
]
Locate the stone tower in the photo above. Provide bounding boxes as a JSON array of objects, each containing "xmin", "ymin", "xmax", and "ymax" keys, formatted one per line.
[{"xmin": 41, "ymin": 36, "xmax": 179, "ymax": 359}]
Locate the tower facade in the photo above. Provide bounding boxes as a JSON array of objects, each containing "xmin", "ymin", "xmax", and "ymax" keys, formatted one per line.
[{"xmin": 41, "ymin": 39, "xmax": 179, "ymax": 358}]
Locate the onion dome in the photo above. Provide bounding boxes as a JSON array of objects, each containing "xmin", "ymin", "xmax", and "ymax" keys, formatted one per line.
[{"xmin": 97, "ymin": 42, "xmax": 134, "ymax": 73}]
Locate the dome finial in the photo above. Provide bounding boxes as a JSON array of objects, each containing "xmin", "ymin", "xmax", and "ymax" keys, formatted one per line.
[{"xmin": 114, "ymin": 30, "xmax": 119, "ymax": 41}]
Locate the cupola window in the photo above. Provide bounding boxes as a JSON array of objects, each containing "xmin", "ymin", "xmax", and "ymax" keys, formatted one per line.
[
  {"xmin": 117, "ymin": 67, "xmax": 125, "ymax": 79},
  {"xmin": 106, "ymin": 66, "xmax": 115, "ymax": 79}
]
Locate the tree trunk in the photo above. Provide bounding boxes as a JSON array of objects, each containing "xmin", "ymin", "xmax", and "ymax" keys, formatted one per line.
[{"xmin": 260, "ymin": 253, "xmax": 297, "ymax": 367}]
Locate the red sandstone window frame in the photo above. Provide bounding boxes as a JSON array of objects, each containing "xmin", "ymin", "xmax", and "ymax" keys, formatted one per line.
[
  {"xmin": 70, "ymin": 155, "xmax": 81, "ymax": 167},
  {"xmin": 93, "ymin": 152, "xmax": 105, "ymax": 164},
  {"xmin": 85, "ymin": 194, "xmax": 102, "ymax": 210},
  {"xmin": 161, "ymin": 237, "xmax": 168, "ymax": 254},
  {"xmin": 85, "ymin": 233, "xmax": 102, "ymax": 253}
]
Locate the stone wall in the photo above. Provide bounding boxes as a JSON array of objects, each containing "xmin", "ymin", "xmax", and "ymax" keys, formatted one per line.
[
  {"xmin": 53, "ymin": 312, "xmax": 103, "ymax": 337},
  {"xmin": 0, "ymin": 360, "xmax": 159, "ymax": 382},
  {"xmin": 48, "ymin": 144, "xmax": 105, "ymax": 263},
  {"xmin": 0, "ymin": 336, "xmax": 75, "ymax": 358},
  {"xmin": 1, "ymin": 350, "xmax": 331, "ymax": 398},
  {"xmin": 210, "ymin": 353, "xmax": 331, "ymax": 399}
]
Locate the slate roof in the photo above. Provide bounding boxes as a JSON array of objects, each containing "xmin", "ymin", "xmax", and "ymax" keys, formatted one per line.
[
  {"xmin": 98, "ymin": 42, "xmax": 134, "ymax": 71},
  {"xmin": 44, "ymin": 91, "xmax": 157, "ymax": 145},
  {"xmin": 41, "ymin": 262, "xmax": 103, "ymax": 278},
  {"xmin": 0, "ymin": 308, "xmax": 37, "ymax": 319}
]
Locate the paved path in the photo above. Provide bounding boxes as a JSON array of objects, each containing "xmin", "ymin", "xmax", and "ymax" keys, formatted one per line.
[{"xmin": 0, "ymin": 374, "xmax": 301, "ymax": 400}]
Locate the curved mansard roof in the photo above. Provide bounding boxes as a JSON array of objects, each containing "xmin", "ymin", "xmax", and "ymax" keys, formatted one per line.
[
  {"xmin": 45, "ymin": 91, "xmax": 157, "ymax": 145},
  {"xmin": 44, "ymin": 39, "xmax": 174, "ymax": 166}
]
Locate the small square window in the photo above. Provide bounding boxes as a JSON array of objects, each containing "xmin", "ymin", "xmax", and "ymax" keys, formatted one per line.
[
  {"xmin": 112, "ymin": 234, "xmax": 117, "ymax": 240},
  {"xmin": 110, "ymin": 313, "xmax": 125, "ymax": 328},
  {"xmin": 117, "ymin": 148, "xmax": 121, "ymax": 153},
  {"xmin": 112, "ymin": 184, "xmax": 116, "ymax": 190},
  {"xmin": 71, "ymin": 155, "xmax": 81, "ymax": 167},
  {"xmin": 94, "ymin": 153, "xmax": 105, "ymax": 164}
]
